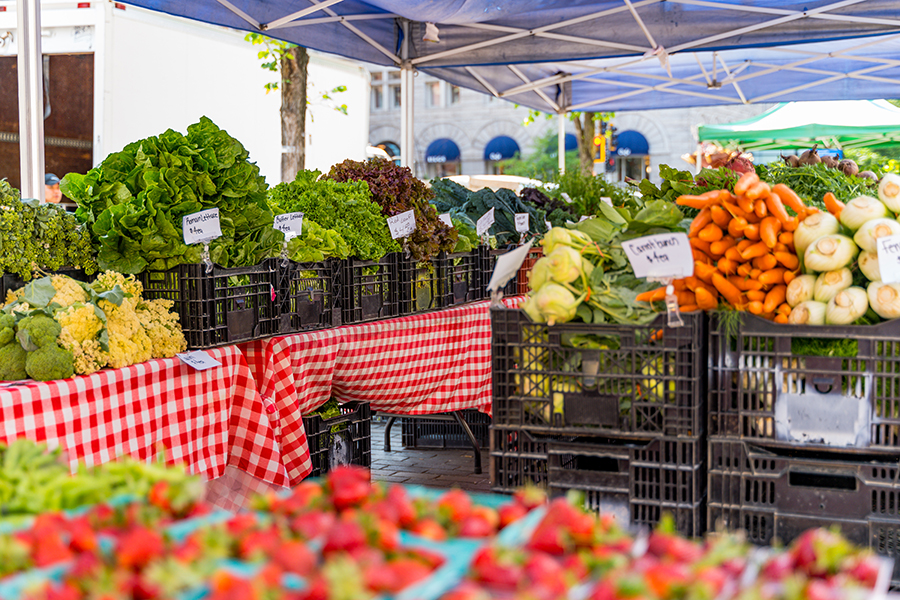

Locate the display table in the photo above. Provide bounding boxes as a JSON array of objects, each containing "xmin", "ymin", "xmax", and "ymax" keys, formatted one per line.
[
  {"xmin": 0, "ymin": 345, "xmax": 287, "ymax": 487},
  {"xmin": 241, "ymin": 300, "xmax": 507, "ymax": 485}
]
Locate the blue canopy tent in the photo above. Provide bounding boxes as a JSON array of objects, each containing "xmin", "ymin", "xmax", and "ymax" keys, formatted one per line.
[{"xmin": 14, "ymin": 0, "xmax": 900, "ymax": 187}]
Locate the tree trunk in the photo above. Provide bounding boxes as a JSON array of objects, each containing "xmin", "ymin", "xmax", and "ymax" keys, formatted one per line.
[
  {"xmin": 280, "ymin": 46, "xmax": 309, "ymax": 182},
  {"xmin": 572, "ymin": 112, "xmax": 596, "ymax": 177}
]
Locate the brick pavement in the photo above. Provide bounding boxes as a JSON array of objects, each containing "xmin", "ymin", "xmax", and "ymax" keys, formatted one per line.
[{"xmin": 370, "ymin": 417, "xmax": 496, "ymax": 494}]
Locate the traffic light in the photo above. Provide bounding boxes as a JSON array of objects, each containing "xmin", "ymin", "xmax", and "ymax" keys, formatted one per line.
[{"xmin": 609, "ymin": 126, "xmax": 618, "ymax": 152}]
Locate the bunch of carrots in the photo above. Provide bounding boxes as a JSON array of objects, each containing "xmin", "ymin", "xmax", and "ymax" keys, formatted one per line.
[{"xmin": 636, "ymin": 172, "xmax": 816, "ymax": 323}]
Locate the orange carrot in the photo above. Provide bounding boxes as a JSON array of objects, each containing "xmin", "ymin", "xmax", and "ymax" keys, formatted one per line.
[
  {"xmin": 772, "ymin": 183, "xmax": 806, "ymax": 215},
  {"xmin": 636, "ymin": 286, "xmax": 667, "ymax": 303},
  {"xmin": 758, "ymin": 268, "xmax": 787, "ymax": 286},
  {"xmin": 698, "ymin": 223, "xmax": 724, "ymax": 243},
  {"xmin": 748, "ymin": 301, "xmax": 764, "ymax": 315},
  {"xmin": 753, "ymin": 254, "xmax": 778, "ymax": 271},
  {"xmin": 782, "ymin": 216, "xmax": 799, "ymax": 232},
  {"xmin": 717, "ymin": 257, "xmax": 738, "ymax": 275},
  {"xmin": 694, "ymin": 262, "xmax": 718, "ymax": 284},
  {"xmin": 695, "ymin": 287, "xmax": 718, "ymax": 310},
  {"xmin": 764, "ymin": 285, "xmax": 787, "ymax": 313},
  {"xmin": 677, "ymin": 290, "xmax": 697, "ymax": 306},
  {"xmin": 690, "ymin": 238, "xmax": 712, "ymax": 253},
  {"xmin": 730, "ymin": 276, "xmax": 764, "ymax": 292},
  {"xmin": 693, "ymin": 249, "xmax": 712, "ymax": 264},
  {"xmin": 749, "ymin": 268, "xmax": 762, "ymax": 280},
  {"xmin": 712, "ymin": 273, "xmax": 744, "ymax": 306},
  {"xmin": 727, "ymin": 217, "xmax": 748, "ymax": 238},
  {"xmin": 774, "ymin": 251, "xmax": 799, "ymax": 270},
  {"xmin": 734, "ymin": 172, "xmax": 759, "ymax": 196},
  {"xmin": 778, "ymin": 231, "xmax": 793, "ymax": 246},
  {"xmin": 741, "ymin": 241, "xmax": 769, "ymax": 261},
  {"xmin": 765, "ymin": 192, "xmax": 791, "ymax": 224},
  {"xmin": 709, "ymin": 236, "xmax": 736, "ymax": 256},
  {"xmin": 760, "ymin": 217, "xmax": 782, "ymax": 249},
  {"xmin": 689, "ymin": 208, "xmax": 713, "ymax": 237},
  {"xmin": 673, "ymin": 279, "xmax": 686, "ymax": 292},
  {"xmin": 680, "ymin": 304, "xmax": 700, "ymax": 313},
  {"xmin": 823, "ymin": 192, "xmax": 845, "ymax": 219},
  {"xmin": 724, "ymin": 247, "xmax": 743, "ymax": 262},
  {"xmin": 783, "ymin": 270, "xmax": 797, "ymax": 285},
  {"xmin": 774, "ymin": 313, "xmax": 789, "ymax": 324},
  {"xmin": 722, "ymin": 201, "xmax": 749, "ymax": 221},
  {"xmin": 737, "ymin": 194, "xmax": 756, "ymax": 215},
  {"xmin": 746, "ymin": 290, "xmax": 767, "ymax": 302},
  {"xmin": 746, "ymin": 181, "xmax": 772, "ymax": 201},
  {"xmin": 774, "ymin": 243, "xmax": 789, "ymax": 253},
  {"xmin": 677, "ymin": 195, "xmax": 717, "ymax": 210},
  {"xmin": 743, "ymin": 224, "xmax": 760, "ymax": 241},
  {"xmin": 754, "ymin": 199, "xmax": 768, "ymax": 219},
  {"xmin": 777, "ymin": 303, "xmax": 792, "ymax": 316},
  {"xmin": 737, "ymin": 263, "xmax": 752, "ymax": 277},
  {"xmin": 710, "ymin": 205, "xmax": 732, "ymax": 228}
]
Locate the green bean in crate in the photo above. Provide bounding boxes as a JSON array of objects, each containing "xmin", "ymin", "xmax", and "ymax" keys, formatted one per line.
[{"xmin": 491, "ymin": 307, "xmax": 706, "ymax": 439}]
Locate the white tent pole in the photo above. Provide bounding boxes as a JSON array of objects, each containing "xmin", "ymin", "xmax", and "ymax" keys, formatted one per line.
[
  {"xmin": 558, "ymin": 113, "xmax": 566, "ymax": 175},
  {"xmin": 17, "ymin": 0, "xmax": 45, "ymax": 201},
  {"xmin": 695, "ymin": 143, "xmax": 702, "ymax": 176},
  {"xmin": 399, "ymin": 19, "xmax": 414, "ymax": 172}
]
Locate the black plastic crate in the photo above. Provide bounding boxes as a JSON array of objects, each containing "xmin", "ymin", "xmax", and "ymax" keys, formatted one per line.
[
  {"xmin": 138, "ymin": 259, "xmax": 280, "ymax": 349},
  {"xmin": 1, "ymin": 267, "xmax": 91, "ymax": 301},
  {"xmin": 400, "ymin": 408, "xmax": 491, "ymax": 449},
  {"xmin": 436, "ymin": 250, "xmax": 482, "ymax": 307},
  {"xmin": 398, "ymin": 255, "xmax": 442, "ymax": 315},
  {"xmin": 708, "ymin": 438, "xmax": 900, "ymax": 584},
  {"xmin": 491, "ymin": 427, "xmax": 706, "ymax": 536},
  {"xmin": 478, "ymin": 246, "xmax": 518, "ymax": 298},
  {"xmin": 277, "ymin": 259, "xmax": 339, "ymax": 333},
  {"xmin": 491, "ymin": 307, "xmax": 706, "ymax": 439},
  {"xmin": 303, "ymin": 401, "xmax": 371, "ymax": 478},
  {"xmin": 709, "ymin": 313, "xmax": 900, "ymax": 452},
  {"xmin": 340, "ymin": 254, "xmax": 400, "ymax": 325},
  {"xmin": 515, "ymin": 246, "xmax": 543, "ymax": 296}
]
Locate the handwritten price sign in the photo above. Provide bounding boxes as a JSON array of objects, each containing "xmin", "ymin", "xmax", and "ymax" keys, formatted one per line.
[
  {"xmin": 878, "ymin": 235, "xmax": 900, "ymax": 284},
  {"xmin": 621, "ymin": 233, "xmax": 694, "ymax": 279},
  {"xmin": 274, "ymin": 212, "xmax": 304, "ymax": 239},
  {"xmin": 177, "ymin": 351, "xmax": 222, "ymax": 371},
  {"xmin": 477, "ymin": 208, "xmax": 495, "ymax": 237},
  {"xmin": 387, "ymin": 210, "xmax": 417, "ymax": 239},
  {"xmin": 183, "ymin": 209, "xmax": 222, "ymax": 245}
]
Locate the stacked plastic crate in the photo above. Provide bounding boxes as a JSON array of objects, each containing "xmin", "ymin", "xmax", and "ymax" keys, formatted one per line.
[
  {"xmin": 707, "ymin": 314, "xmax": 900, "ymax": 585},
  {"xmin": 489, "ymin": 306, "xmax": 708, "ymax": 536}
]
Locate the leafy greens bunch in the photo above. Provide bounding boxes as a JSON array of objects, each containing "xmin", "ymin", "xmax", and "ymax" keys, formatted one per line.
[
  {"xmin": 633, "ymin": 165, "xmax": 738, "ymax": 219},
  {"xmin": 754, "ymin": 162, "xmax": 875, "ymax": 209},
  {"xmin": 0, "ymin": 180, "xmax": 97, "ymax": 281},
  {"xmin": 522, "ymin": 199, "xmax": 685, "ymax": 327},
  {"xmin": 324, "ymin": 158, "xmax": 456, "ymax": 261},
  {"xmin": 269, "ymin": 170, "xmax": 398, "ymax": 261},
  {"xmin": 61, "ymin": 117, "xmax": 282, "ymax": 274}
]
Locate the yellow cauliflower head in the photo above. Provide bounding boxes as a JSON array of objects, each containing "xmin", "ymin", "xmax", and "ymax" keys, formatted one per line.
[
  {"xmin": 50, "ymin": 276, "xmax": 89, "ymax": 308},
  {"xmin": 136, "ymin": 299, "xmax": 187, "ymax": 359}
]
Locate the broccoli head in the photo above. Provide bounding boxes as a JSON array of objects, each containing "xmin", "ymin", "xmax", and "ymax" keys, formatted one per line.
[
  {"xmin": 0, "ymin": 313, "xmax": 16, "ymax": 346},
  {"xmin": 0, "ymin": 342, "xmax": 27, "ymax": 381},
  {"xmin": 25, "ymin": 344, "xmax": 75, "ymax": 382},
  {"xmin": 16, "ymin": 314, "xmax": 62, "ymax": 351}
]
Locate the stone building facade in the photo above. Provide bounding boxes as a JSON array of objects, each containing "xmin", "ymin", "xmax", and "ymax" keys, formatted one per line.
[{"xmin": 368, "ymin": 68, "xmax": 776, "ymax": 184}]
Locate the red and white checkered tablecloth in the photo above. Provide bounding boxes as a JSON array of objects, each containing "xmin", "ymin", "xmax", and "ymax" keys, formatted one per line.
[
  {"xmin": 0, "ymin": 345, "xmax": 289, "ymax": 487},
  {"xmin": 242, "ymin": 299, "xmax": 519, "ymax": 485}
]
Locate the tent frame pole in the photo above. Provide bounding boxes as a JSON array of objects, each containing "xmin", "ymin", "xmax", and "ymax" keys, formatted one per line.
[
  {"xmin": 17, "ymin": 0, "xmax": 45, "ymax": 201},
  {"xmin": 558, "ymin": 113, "xmax": 566, "ymax": 175},
  {"xmin": 400, "ymin": 19, "xmax": 414, "ymax": 173}
]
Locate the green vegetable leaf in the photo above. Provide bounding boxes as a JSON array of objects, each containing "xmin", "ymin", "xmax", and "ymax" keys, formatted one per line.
[{"xmin": 20, "ymin": 278, "xmax": 57, "ymax": 308}]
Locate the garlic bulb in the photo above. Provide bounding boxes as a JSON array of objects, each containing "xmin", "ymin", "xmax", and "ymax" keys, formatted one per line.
[
  {"xmin": 786, "ymin": 274, "xmax": 817, "ymax": 308},
  {"xmin": 813, "ymin": 269, "xmax": 853, "ymax": 303},
  {"xmin": 825, "ymin": 287, "xmax": 868, "ymax": 325}
]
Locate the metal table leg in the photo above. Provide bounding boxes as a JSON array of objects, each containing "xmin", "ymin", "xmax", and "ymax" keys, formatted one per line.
[
  {"xmin": 383, "ymin": 415, "xmax": 397, "ymax": 452},
  {"xmin": 452, "ymin": 411, "xmax": 482, "ymax": 474}
]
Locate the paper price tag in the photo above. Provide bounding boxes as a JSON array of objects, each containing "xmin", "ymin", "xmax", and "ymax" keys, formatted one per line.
[
  {"xmin": 177, "ymin": 351, "xmax": 222, "ymax": 371},
  {"xmin": 183, "ymin": 208, "xmax": 222, "ymax": 245},
  {"xmin": 579, "ymin": 215, "xmax": 590, "ymax": 222},
  {"xmin": 545, "ymin": 221, "xmax": 552, "ymax": 230},
  {"xmin": 274, "ymin": 212, "xmax": 304, "ymax": 239},
  {"xmin": 387, "ymin": 210, "xmax": 416, "ymax": 239},
  {"xmin": 514, "ymin": 213, "xmax": 529, "ymax": 233},
  {"xmin": 601, "ymin": 197, "xmax": 613, "ymax": 206},
  {"xmin": 488, "ymin": 241, "xmax": 533, "ymax": 292},
  {"xmin": 477, "ymin": 208, "xmax": 495, "ymax": 237},
  {"xmin": 438, "ymin": 213, "xmax": 453, "ymax": 227},
  {"xmin": 877, "ymin": 235, "xmax": 900, "ymax": 284},
  {"xmin": 622, "ymin": 233, "xmax": 694, "ymax": 279}
]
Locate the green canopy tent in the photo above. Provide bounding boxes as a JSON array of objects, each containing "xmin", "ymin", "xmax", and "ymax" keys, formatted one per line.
[{"xmin": 698, "ymin": 100, "xmax": 900, "ymax": 152}]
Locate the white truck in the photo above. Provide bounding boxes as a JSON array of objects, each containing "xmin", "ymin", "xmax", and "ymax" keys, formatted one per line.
[{"xmin": 0, "ymin": 0, "xmax": 371, "ymax": 189}]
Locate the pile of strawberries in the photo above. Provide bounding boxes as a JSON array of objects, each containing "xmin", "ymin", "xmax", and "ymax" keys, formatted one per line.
[{"xmin": 439, "ymin": 497, "xmax": 886, "ymax": 600}]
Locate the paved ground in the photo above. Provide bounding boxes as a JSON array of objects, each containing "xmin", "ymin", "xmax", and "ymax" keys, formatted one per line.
[{"xmin": 369, "ymin": 416, "xmax": 495, "ymax": 494}]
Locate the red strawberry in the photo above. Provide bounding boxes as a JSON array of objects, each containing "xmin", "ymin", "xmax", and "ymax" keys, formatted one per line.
[
  {"xmin": 273, "ymin": 540, "xmax": 316, "ymax": 576},
  {"xmin": 528, "ymin": 523, "xmax": 569, "ymax": 555},
  {"xmin": 384, "ymin": 556, "xmax": 435, "ymax": 591},
  {"xmin": 647, "ymin": 532, "xmax": 703, "ymax": 563},
  {"xmin": 524, "ymin": 551, "xmax": 567, "ymax": 590},
  {"xmin": 387, "ymin": 485, "xmax": 418, "ymax": 527},
  {"xmin": 459, "ymin": 513, "xmax": 496, "ymax": 538},
  {"xmin": 806, "ymin": 579, "xmax": 838, "ymax": 600},
  {"xmin": 497, "ymin": 503, "xmax": 528, "ymax": 529},
  {"xmin": 470, "ymin": 546, "xmax": 524, "ymax": 591},
  {"xmin": 589, "ymin": 579, "xmax": 617, "ymax": 600},
  {"xmin": 368, "ymin": 519, "xmax": 400, "ymax": 552},
  {"xmin": 290, "ymin": 510, "xmax": 335, "ymax": 540},
  {"xmin": 437, "ymin": 489, "xmax": 473, "ymax": 524},
  {"xmin": 644, "ymin": 561, "xmax": 691, "ymax": 598},
  {"xmin": 440, "ymin": 582, "xmax": 492, "ymax": 600},
  {"xmin": 761, "ymin": 552, "xmax": 795, "ymax": 581},
  {"xmin": 238, "ymin": 529, "xmax": 280, "ymax": 560},
  {"xmin": 846, "ymin": 555, "xmax": 882, "ymax": 587},
  {"xmin": 322, "ymin": 516, "xmax": 366, "ymax": 555},
  {"xmin": 147, "ymin": 481, "xmax": 171, "ymax": 512},
  {"xmin": 33, "ymin": 536, "xmax": 73, "ymax": 567},
  {"xmin": 281, "ymin": 482, "xmax": 325, "ymax": 515},
  {"xmin": 327, "ymin": 466, "xmax": 371, "ymax": 511},
  {"xmin": 117, "ymin": 528, "xmax": 165, "ymax": 570},
  {"xmin": 694, "ymin": 566, "xmax": 729, "ymax": 598},
  {"xmin": 513, "ymin": 485, "xmax": 548, "ymax": 510},
  {"xmin": 410, "ymin": 518, "xmax": 447, "ymax": 541}
]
